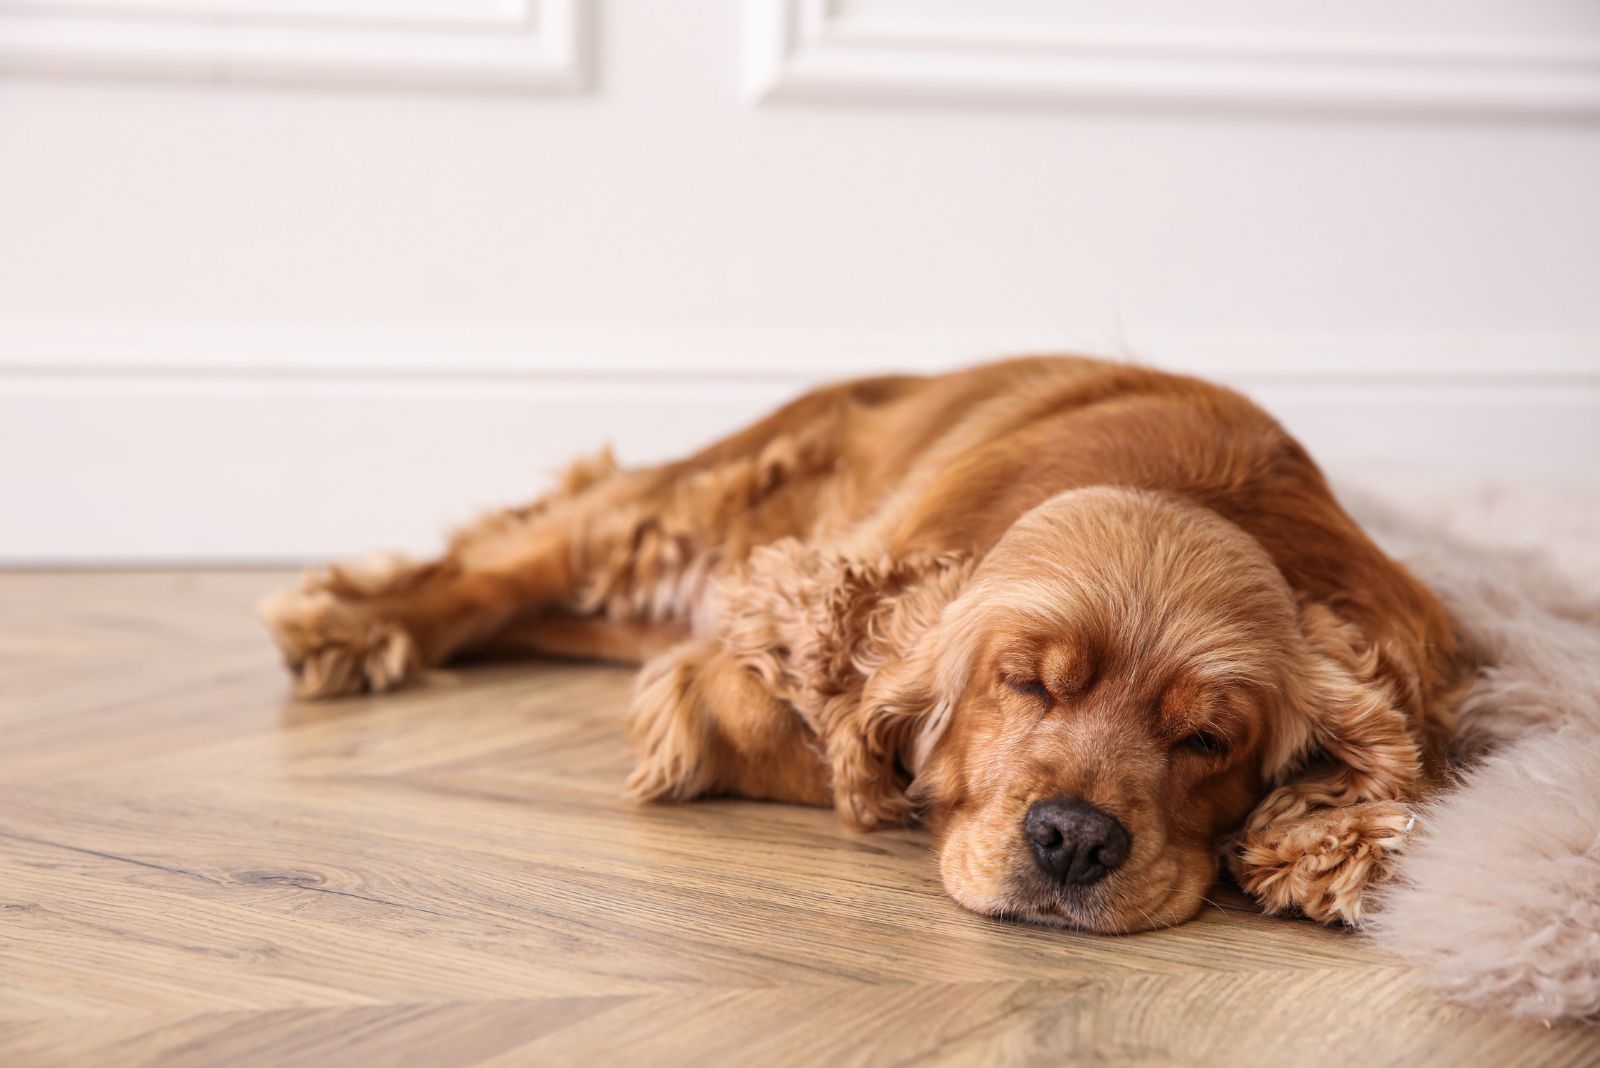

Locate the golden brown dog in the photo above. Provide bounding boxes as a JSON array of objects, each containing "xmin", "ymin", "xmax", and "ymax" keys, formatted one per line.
[{"xmin": 263, "ymin": 356, "xmax": 1467, "ymax": 932}]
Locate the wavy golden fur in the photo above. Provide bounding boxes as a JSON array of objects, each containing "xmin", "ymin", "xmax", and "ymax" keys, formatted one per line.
[{"xmin": 263, "ymin": 356, "xmax": 1468, "ymax": 931}]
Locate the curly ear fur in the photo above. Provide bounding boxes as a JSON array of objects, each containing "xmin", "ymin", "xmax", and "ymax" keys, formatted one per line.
[
  {"xmin": 720, "ymin": 540, "xmax": 974, "ymax": 830},
  {"xmin": 1232, "ymin": 602, "xmax": 1428, "ymax": 923},
  {"xmin": 823, "ymin": 561, "xmax": 975, "ymax": 830}
]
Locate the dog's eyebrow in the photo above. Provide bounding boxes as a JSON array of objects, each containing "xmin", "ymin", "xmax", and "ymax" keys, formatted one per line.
[
  {"xmin": 1039, "ymin": 643, "xmax": 1097, "ymax": 697},
  {"xmin": 1158, "ymin": 677, "xmax": 1225, "ymax": 722},
  {"xmin": 993, "ymin": 647, "xmax": 1043, "ymax": 681}
]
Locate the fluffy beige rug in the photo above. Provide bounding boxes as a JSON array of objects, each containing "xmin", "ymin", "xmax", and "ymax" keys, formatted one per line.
[{"xmin": 1340, "ymin": 471, "xmax": 1600, "ymax": 1023}]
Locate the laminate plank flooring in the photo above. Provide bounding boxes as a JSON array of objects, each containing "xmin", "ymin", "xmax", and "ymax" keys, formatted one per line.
[{"xmin": 1, "ymin": 572, "xmax": 1593, "ymax": 1066}]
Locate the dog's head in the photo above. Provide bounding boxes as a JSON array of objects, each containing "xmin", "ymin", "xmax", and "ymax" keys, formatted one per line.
[{"xmin": 832, "ymin": 487, "xmax": 1413, "ymax": 931}]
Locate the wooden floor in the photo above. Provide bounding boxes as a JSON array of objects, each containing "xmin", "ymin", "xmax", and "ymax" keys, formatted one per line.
[{"xmin": 2, "ymin": 571, "xmax": 1595, "ymax": 1068}]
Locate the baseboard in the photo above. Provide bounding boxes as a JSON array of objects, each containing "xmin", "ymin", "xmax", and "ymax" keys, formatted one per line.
[{"xmin": 4, "ymin": 329, "xmax": 1596, "ymax": 562}]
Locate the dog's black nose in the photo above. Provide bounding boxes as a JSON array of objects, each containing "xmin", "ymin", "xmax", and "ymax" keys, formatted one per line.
[{"xmin": 1023, "ymin": 796, "xmax": 1131, "ymax": 886}]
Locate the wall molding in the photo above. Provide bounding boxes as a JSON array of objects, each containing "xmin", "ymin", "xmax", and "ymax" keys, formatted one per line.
[
  {"xmin": 4, "ymin": 327, "xmax": 1596, "ymax": 561},
  {"xmin": 0, "ymin": 0, "xmax": 591, "ymax": 90},
  {"xmin": 2, "ymin": 326, "xmax": 1596, "ymax": 384},
  {"xmin": 744, "ymin": 0, "xmax": 1600, "ymax": 116}
]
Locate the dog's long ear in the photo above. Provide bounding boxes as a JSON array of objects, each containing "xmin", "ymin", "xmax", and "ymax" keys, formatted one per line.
[
  {"xmin": 1251, "ymin": 602, "xmax": 1425, "ymax": 829},
  {"xmin": 1231, "ymin": 601, "xmax": 1428, "ymax": 923},
  {"xmin": 821, "ymin": 552, "xmax": 976, "ymax": 830},
  {"xmin": 721, "ymin": 540, "xmax": 975, "ymax": 831}
]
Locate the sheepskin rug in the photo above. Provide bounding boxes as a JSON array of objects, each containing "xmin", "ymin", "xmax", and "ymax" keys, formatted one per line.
[{"xmin": 1338, "ymin": 471, "xmax": 1600, "ymax": 1024}]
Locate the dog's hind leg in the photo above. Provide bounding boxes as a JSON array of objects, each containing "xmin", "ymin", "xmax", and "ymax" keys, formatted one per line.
[
  {"xmin": 258, "ymin": 449, "xmax": 634, "ymax": 697},
  {"xmin": 261, "ymin": 406, "xmax": 847, "ymax": 698},
  {"xmin": 259, "ymin": 447, "xmax": 733, "ymax": 698}
]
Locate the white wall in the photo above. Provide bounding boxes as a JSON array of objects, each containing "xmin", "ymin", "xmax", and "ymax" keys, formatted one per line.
[{"xmin": 2, "ymin": 0, "xmax": 1597, "ymax": 562}]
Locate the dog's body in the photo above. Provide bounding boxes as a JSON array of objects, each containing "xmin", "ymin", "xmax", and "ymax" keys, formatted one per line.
[{"xmin": 265, "ymin": 356, "xmax": 1468, "ymax": 931}]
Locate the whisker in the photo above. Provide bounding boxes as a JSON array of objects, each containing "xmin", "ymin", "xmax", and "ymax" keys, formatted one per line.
[{"xmin": 1160, "ymin": 883, "xmax": 1233, "ymax": 920}]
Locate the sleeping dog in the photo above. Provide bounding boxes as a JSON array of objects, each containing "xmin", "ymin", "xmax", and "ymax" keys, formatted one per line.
[{"xmin": 263, "ymin": 356, "xmax": 1467, "ymax": 932}]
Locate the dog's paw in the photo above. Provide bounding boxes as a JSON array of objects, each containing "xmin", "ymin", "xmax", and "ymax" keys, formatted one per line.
[
  {"xmin": 259, "ymin": 582, "xmax": 421, "ymax": 699},
  {"xmin": 624, "ymin": 643, "xmax": 718, "ymax": 803},
  {"xmin": 1230, "ymin": 799, "xmax": 1412, "ymax": 925}
]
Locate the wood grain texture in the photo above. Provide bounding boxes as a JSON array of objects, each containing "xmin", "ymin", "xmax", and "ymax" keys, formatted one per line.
[{"xmin": 1, "ymin": 571, "xmax": 1594, "ymax": 1067}]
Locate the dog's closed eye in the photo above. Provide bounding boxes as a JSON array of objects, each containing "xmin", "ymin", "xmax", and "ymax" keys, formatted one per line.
[
  {"xmin": 1004, "ymin": 677, "xmax": 1053, "ymax": 706},
  {"xmin": 1178, "ymin": 730, "xmax": 1228, "ymax": 757}
]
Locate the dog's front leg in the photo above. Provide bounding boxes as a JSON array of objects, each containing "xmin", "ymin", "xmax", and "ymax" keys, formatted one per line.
[
  {"xmin": 626, "ymin": 640, "xmax": 831, "ymax": 806},
  {"xmin": 1229, "ymin": 770, "xmax": 1415, "ymax": 925}
]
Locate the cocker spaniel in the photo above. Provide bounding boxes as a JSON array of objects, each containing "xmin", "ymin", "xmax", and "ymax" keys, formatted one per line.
[{"xmin": 263, "ymin": 356, "xmax": 1467, "ymax": 931}]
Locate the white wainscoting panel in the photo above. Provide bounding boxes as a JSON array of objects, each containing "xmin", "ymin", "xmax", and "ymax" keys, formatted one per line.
[
  {"xmin": 2, "ymin": 0, "xmax": 1597, "ymax": 561},
  {"xmin": 0, "ymin": 0, "xmax": 591, "ymax": 89},
  {"xmin": 746, "ymin": 0, "xmax": 1600, "ymax": 114}
]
